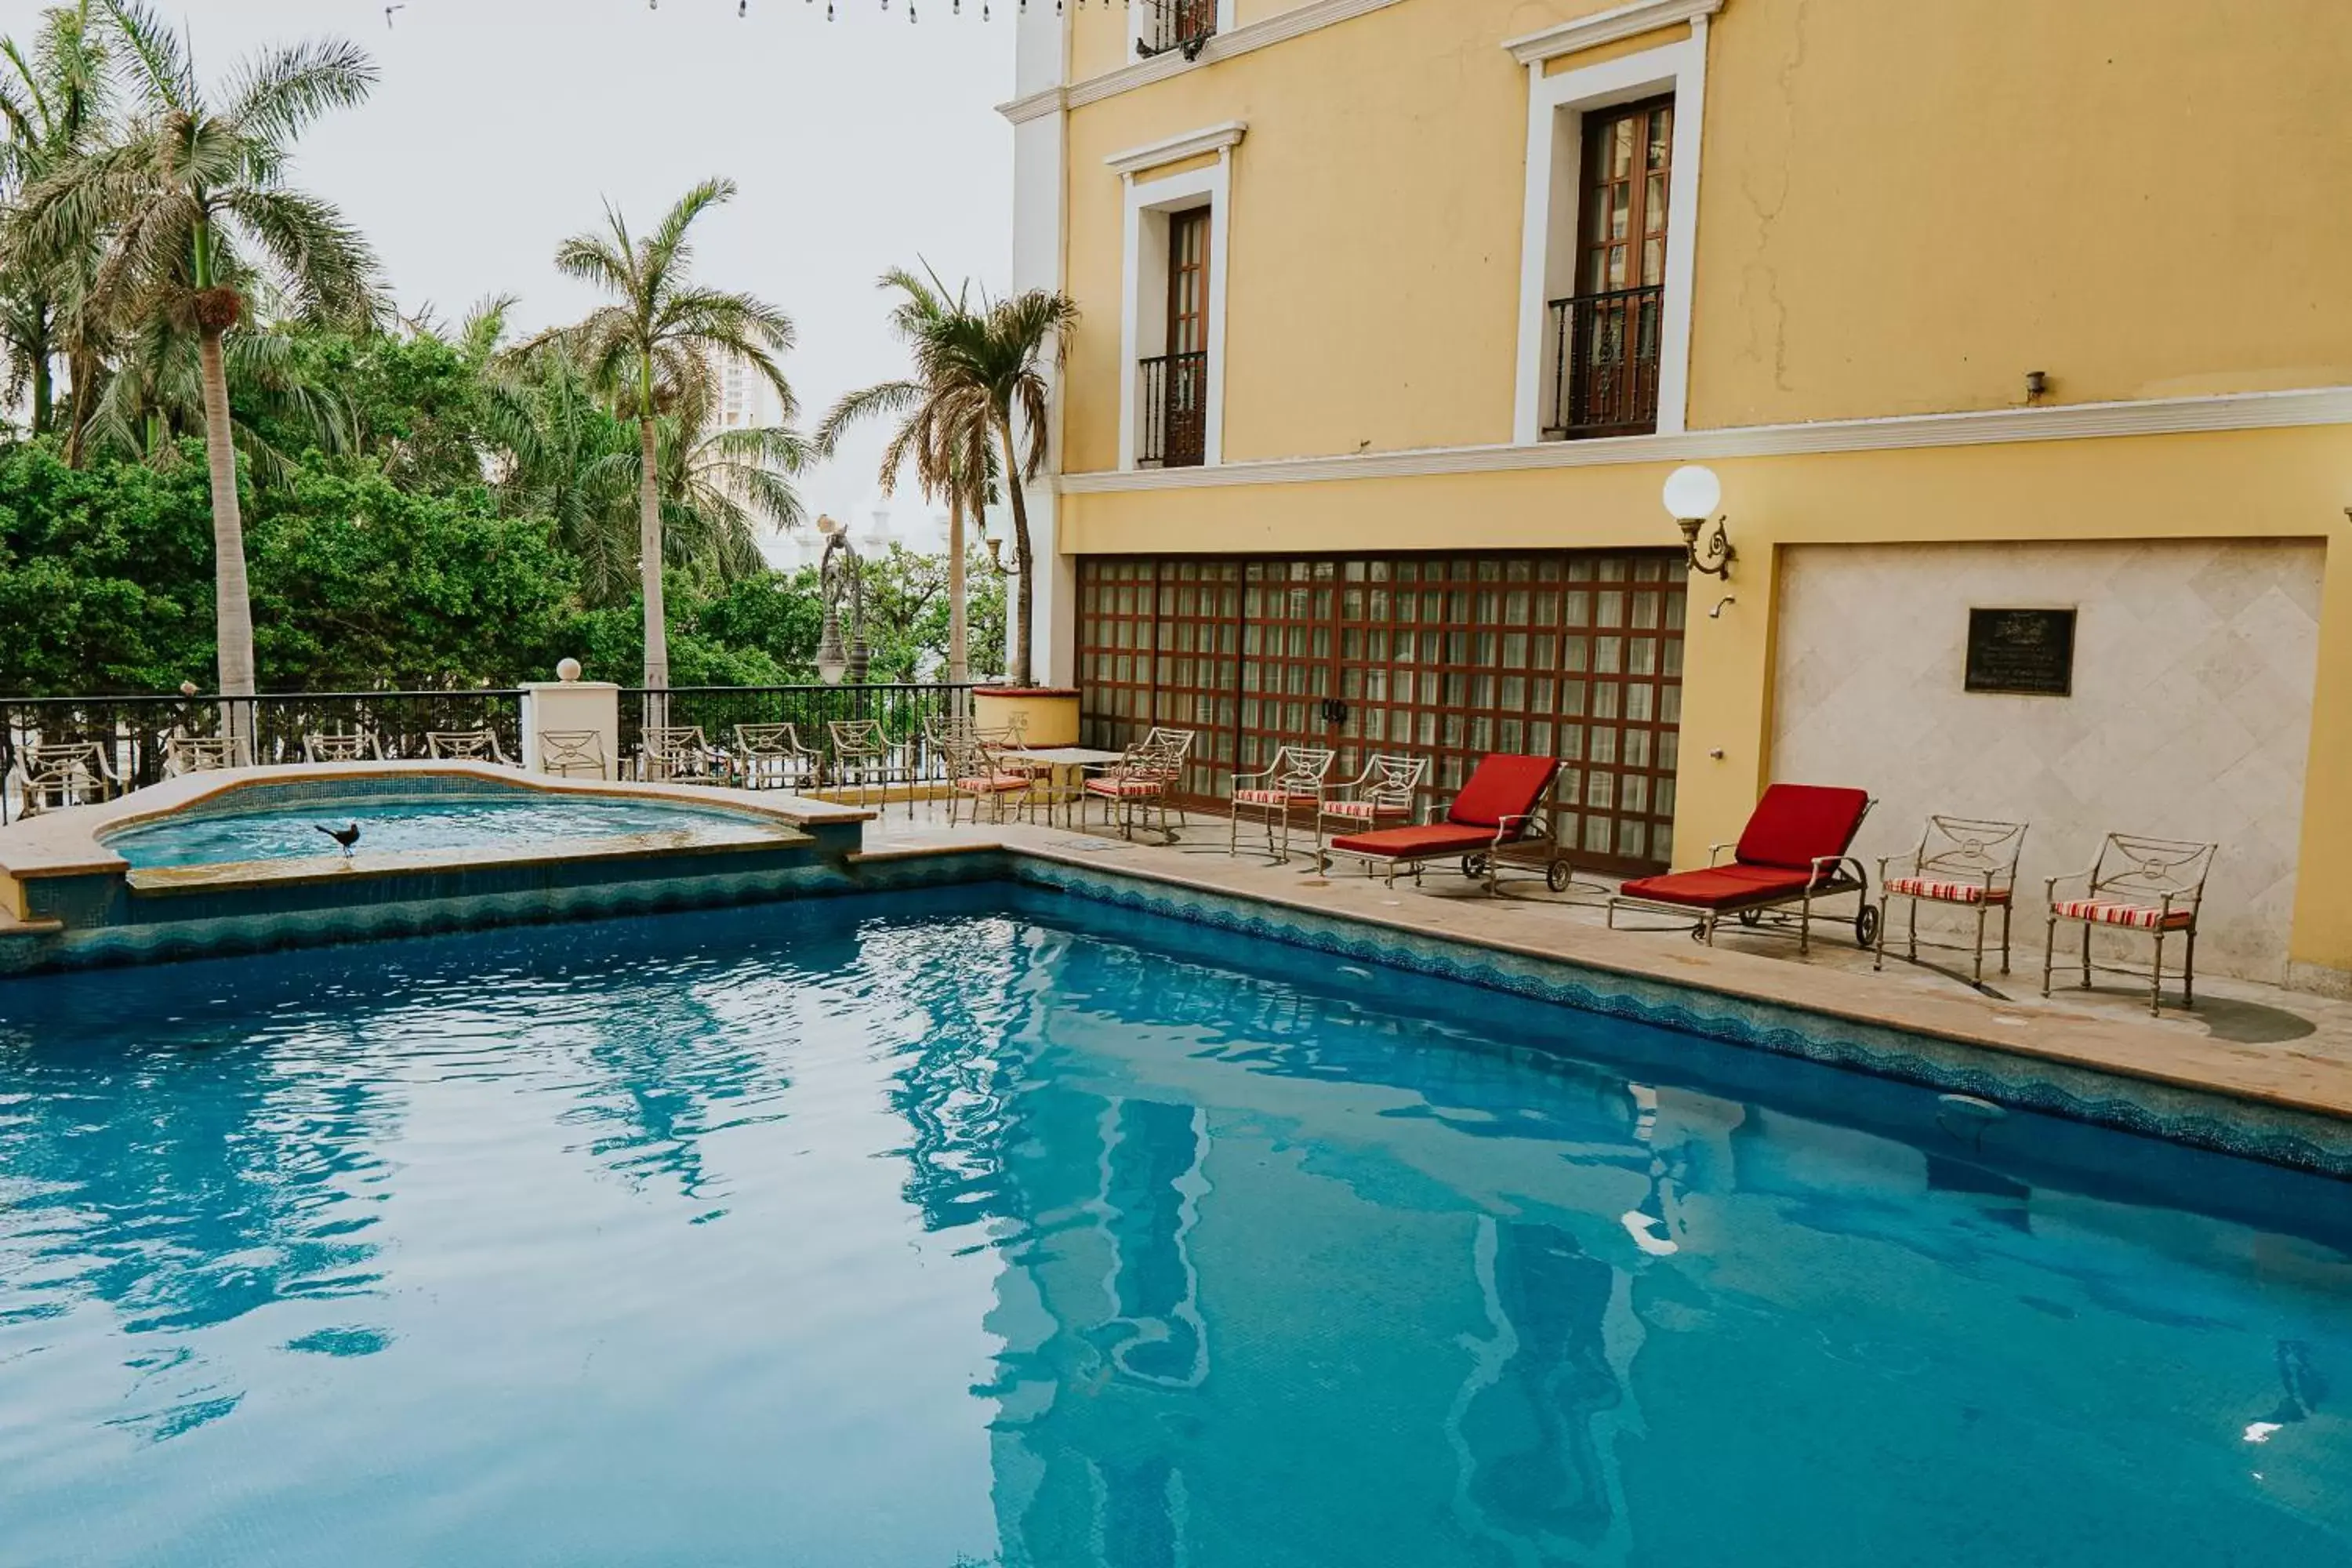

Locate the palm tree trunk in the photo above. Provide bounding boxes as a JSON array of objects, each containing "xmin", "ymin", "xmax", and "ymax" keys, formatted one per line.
[
  {"xmin": 62, "ymin": 349, "xmax": 92, "ymax": 467},
  {"xmin": 198, "ymin": 327, "xmax": 256, "ymax": 760},
  {"xmin": 638, "ymin": 414, "xmax": 670, "ymax": 731},
  {"xmin": 947, "ymin": 492, "xmax": 969, "ymax": 688},
  {"xmin": 997, "ymin": 417, "xmax": 1035, "ymax": 688},
  {"xmin": 28, "ymin": 313, "xmax": 52, "ymax": 437}
]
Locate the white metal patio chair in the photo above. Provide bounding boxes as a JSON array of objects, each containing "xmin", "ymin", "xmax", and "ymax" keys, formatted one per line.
[
  {"xmin": 5, "ymin": 741, "xmax": 122, "ymax": 816},
  {"xmin": 539, "ymin": 730, "xmax": 609, "ymax": 780},
  {"xmin": 732, "ymin": 724, "xmax": 821, "ymax": 793},
  {"xmin": 943, "ymin": 735, "xmax": 1033, "ymax": 827},
  {"xmin": 1875, "ymin": 815, "xmax": 2027, "ymax": 985},
  {"xmin": 303, "ymin": 730, "xmax": 382, "ymax": 764},
  {"xmin": 637, "ymin": 726, "xmax": 723, "ymax": 785},
  {"xmin": 426, "ymin": 728, "xmax": 513, "ymax": 766},
  {"xmin": 828, "ymin": 719, "xmax": 916, "ymax": 815},
  {"xmin": 1228, "ymin": 744, "xmax": 1335, "ymax": 862},
  {"xmin": 2044, "ymin": 832, "xmax": 2217, "ymax": 1016},
  {"xmin": 1314, "ymin": 753, "xmax": 1428, "ymax": 860},
  {"xmin": 162, "ymin": 732, "xmax": 236, "ymax": 779}
]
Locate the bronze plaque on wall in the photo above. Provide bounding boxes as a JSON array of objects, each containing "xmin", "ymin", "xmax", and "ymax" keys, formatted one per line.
[{"xmin": 1965, "ymin": 608, "xmax": 2077, "ymax": 696}]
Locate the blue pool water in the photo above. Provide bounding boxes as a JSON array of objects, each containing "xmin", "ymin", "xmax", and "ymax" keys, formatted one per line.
[
  {"xmin": 0, "ymin": 887, "xmax": 2346, "ymax": 1566},
  {"xmin": 103, "ymin": 790, "xmax": 771, "ymax": 868}
]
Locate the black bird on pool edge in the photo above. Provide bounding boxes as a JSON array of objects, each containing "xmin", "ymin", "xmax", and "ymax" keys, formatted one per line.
[{"xmin": 317, "ymin": 822, "xmax": 361, "ymax": 858}]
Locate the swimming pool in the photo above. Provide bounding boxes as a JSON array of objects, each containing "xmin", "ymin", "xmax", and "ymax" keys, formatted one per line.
[
  {"xmin": 0, "ymin": 886, "xmax": 2344, "ymax": 1564},
  {"xmin": 102, "ymin": 786, "xmax": 774, "ymax": 869}
]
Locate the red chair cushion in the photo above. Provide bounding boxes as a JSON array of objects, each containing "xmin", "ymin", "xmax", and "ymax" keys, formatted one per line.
[
  {"xmin": 1733, "ymin": 784, "xmax": 1872, "ymax": 870},
  {"xmin": 1329, "ymin": 824, "xmax": 1499, "ymax": 859},
  {"xmin": 1617, "ymin": 864, "xmax": 1815, "ymax": 910},
  {"xmin": 2053, "ymin": 898, "xmax": 2193, "ymax": 931},
  {"xmin": 1445, "ymin": 754, "xmax": 1560, "ymax": 833}
]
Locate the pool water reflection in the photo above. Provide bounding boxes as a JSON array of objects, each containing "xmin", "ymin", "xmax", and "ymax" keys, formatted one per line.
[{"xmin": 0, "ymin": 887, "xmax": 2346, "ymax": 1565}]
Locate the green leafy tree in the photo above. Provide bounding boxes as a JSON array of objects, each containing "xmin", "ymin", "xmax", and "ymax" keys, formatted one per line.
[
  {"xmin": 542, "ymin": 178, "xmax": 794, "ymax": 695},
  {"xmin": 245, "ymin": 465, "xmax": 579, "ymax": 689},
  {"xmin": 0, "ymin": 437, "xmax": 213, "ymax": 693},
  {"xmin": 0, "ymin": 1, "xmax": 109, "ymax": 443},
  {"xmin": 19, "ymin": 0, "xmax": 381, "ymax": 720}
]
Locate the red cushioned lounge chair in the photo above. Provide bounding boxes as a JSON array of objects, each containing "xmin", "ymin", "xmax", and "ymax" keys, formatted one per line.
[
  {"xmin": 1607, "ymin": 783, "xmax": 1877, "ymax": 954},
  {"xmin": 1321, "ymin": 753, "xmax": 1573, "ymax": 895}
]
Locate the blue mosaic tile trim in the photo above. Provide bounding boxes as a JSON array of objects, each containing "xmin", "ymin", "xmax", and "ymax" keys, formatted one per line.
[
  {"xmin": 1009, "ymin": 856, "xmax": 2352, "ymax": 1181},
  {"xmin": 0, "ymin": 845, "xmax": 1009, "ymax": 978}
]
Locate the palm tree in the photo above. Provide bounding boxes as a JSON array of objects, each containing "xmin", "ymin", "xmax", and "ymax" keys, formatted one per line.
[
  {"xmin": 0, "ymin": 1, "xmax": 110, "ymax": 443},
  {"xmin": 546, "ymin": 178, "xmax": 795, "ymax": 699},
  {"xmin": 19, "ymin": 0, "xmax": 380, "ymax": 720},
  {"xmin": 816, "ymin": 267, "xmax": 998, "ymax": 685},
  {"xmin": 652, "ymin": 376, "xmax": 809, "ymax": 590},
  {"xmin": 935, "ymin": 289, "xmax": 1077, "ymax": 688}
]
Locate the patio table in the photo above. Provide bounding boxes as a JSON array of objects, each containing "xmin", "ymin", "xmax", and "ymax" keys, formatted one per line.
[{"xmin": 1004, "ymin": 746, "xmax": 1129, "ymax": 829}]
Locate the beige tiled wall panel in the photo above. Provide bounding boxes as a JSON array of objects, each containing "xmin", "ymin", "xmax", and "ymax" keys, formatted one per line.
[{"xmin": 1770, "ymin": 540, "xmax": 2325, "ymax": 983}]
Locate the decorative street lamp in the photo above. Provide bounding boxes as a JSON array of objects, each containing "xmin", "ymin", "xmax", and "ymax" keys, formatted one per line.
[
  {"xmin": 1661, "ymin": 463, "xmax": 1736, "ymax": 580},
  {"xmin": 815, "ymin": 514, "xmax": 871, "ymax": 686}
]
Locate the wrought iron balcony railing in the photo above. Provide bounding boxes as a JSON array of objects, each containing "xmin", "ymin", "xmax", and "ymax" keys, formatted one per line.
[
  {"xmin": 1544, "ymin": 285, "xmax": 1664, "ymax": 439},
  {"xmin": 1138, "ymin": 350, "xmax": 1209, "ymax": 469},
  {"xmin": 1136, "ymin": 0, "xmax": 1218, "ymax": 60}
]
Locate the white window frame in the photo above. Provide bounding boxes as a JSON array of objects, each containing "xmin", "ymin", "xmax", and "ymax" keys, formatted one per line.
[
  {"xmin": 1127, "ymin": 0, "xmax": 1237, "ymax": 56},
  {"xmin": 1512, "ymin": 27, "xmax": 1711, "ymax": 445},
  {"xmin": 1113, "ymin": 132, "xmax": 1239, "ymax": 470}
]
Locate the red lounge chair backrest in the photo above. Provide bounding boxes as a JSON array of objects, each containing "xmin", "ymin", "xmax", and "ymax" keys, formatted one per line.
[
  {"xmin": 1734, "ymin": 784, "xmax": 1872, "ymax": 870},
  {"xmin": 1445, "ymin": 753, "xmax": 1560, "ymax": 836}
]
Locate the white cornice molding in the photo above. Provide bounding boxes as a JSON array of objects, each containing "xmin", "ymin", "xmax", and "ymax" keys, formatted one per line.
[
  {"xmin": 999, "ymin": 85, "xmax": 1065, "ymax": 125},
  {"xmin": 1106, "ymin": 121, "xmax": 1247, "ymax": 177},
  {"xmin": 997, "ymin": 0, "xmax": 1408, "ymax": 124},
  {"xmin": 1058, "ymin": 386, "xmax": 2352, "ymax": 495},
  {"xmin": 1504, "ymin": 0, "xmax": 1725, "ymax": 66}
]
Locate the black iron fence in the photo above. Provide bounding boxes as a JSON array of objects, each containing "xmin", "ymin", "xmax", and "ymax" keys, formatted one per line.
[
  {"xmin": 1544, "ymin": 285, "xmax": 1664, "ymax": 438},
  {"xmin": 1138, "ymin": 350, "xmax": 1209, "ymax": 468},
  {"xmin": 2, "ymin": 689, "xmax": 525, "ymax": 823},
  {"xmin": 620, "ymin": 684, "xmax": 975, "ymax": 775},
  {"xmin": 0, "ymin": 684, "xmax": 989, "ymax": 822},
  {"xmin": 1136, "ymin": 0, "xmax": 1217, "ymax": 58}
]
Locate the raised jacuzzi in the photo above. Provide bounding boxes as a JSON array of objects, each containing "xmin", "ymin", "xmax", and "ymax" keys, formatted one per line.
[
  {"xmin": 102, "ymin": 775, "xmax": 782, "ymax": 869},
  {"xmin": 0, "ymin": 764, "xmax": 880, "ymax": 972}
]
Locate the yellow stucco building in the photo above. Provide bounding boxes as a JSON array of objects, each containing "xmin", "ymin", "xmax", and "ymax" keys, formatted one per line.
[{"xmin": 1001, "ymin": 0, "xmax": 2352, "ymax": 993}]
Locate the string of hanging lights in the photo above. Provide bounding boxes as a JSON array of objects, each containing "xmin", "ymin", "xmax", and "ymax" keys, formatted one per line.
[{"xmin": 648, "ymin": 0, "xmax": 1116, "ymax": 21}]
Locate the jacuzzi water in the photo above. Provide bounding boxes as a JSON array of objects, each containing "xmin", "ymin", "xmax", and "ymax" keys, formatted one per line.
[
  {"xmin": 0, "ymin": 886, "xmax": 2345, "ymax": 1566},
  {"xmin": 102, "ymin": 789, "xmax": 771, "ymax": 869}
]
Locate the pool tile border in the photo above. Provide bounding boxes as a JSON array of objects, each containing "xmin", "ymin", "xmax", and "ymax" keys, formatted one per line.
[{"xmin": 1007, "ymin": 855, "xmax": 2352, "ymax": 1181}]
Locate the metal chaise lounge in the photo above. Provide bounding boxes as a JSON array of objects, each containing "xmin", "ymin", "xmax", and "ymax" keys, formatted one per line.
[
  {"xmin": 1608, "ymin": 783, "xmax": 1877, "ymax": 954},
  {"xmin": 162, "ymin": 732, "xmax": 236, "ymax": 778},
  {"xmin": 1322, "ymin": 753, "xmax": 1571, "ymax": 894}
]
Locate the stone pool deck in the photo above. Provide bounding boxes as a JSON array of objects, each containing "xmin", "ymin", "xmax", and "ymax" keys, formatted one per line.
[{"xmin": 860, "ymin": 801, "xmax": 2352, "ymax": 1132}]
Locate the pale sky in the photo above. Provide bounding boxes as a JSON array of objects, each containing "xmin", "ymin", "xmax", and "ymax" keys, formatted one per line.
[{"xmin": 0, "ymin": 0, "xmax": 1016, "ymax": 532}]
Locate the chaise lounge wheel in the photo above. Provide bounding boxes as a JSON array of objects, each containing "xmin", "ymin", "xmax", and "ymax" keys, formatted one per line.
[
  {"xmin": 1856, "ymin": 906, "xmax": 1880, "ymax": 948},
  {"xmin": 1545, "ymin": 859, "xmax": 1573, "ymax": 893}
]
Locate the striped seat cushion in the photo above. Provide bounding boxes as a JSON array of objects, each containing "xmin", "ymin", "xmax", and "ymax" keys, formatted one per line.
[
  {"xmin": 1084, "ymin": 778, "xmax": 1163, "ymax": 797},
  {"xmin": 955, "ymin": 775, "xmax": 1030, "ymax": 793},
  {"xmin": 1886, "ymin": 876, "xmax": 2009, "ymax": 905},
  {"xmin": 1323, "ymin": 800, "xmax": 1409, "ymax": 821},
  {"xmin": 1233, "ymin": 789, "xmax": 1318, "ymax": 806},
  {"xmin": 2053, "ymin": 897, "xmax": 2193, "ymax": 931}
]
